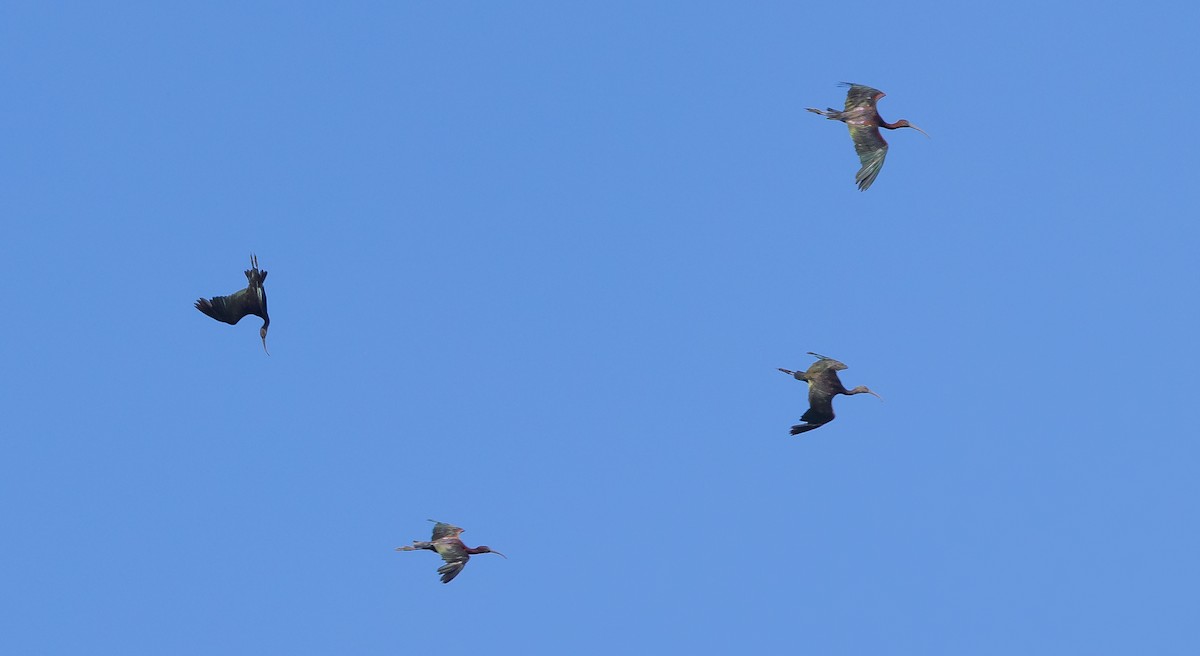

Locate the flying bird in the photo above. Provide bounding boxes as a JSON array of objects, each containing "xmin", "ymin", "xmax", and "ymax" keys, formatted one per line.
[
  {"xmin": 807, "ymin": 83, "xmax": 928, "ymax": 191},
  {"xmin": 397, "ymin": 520, "xmax": 506, "ymax": 584},
  {"xmin": 779, "ymin": 352, "xmax": 880, "ymax": 435},
  {"xmin": 195, "ymin": 253, "xmax": 270, "ymax": 354}
]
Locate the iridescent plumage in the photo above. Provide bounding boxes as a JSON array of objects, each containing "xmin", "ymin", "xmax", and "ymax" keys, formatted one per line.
[
  {"xmin": 806, "ymin": 83, "xmax": 927, "ymax": 191},
  {"xmin": 779, "ymin": 352, "xmax": 880, "ymax": 435},
  {"xmin": 397, "ymin": 520, "xmax": 506, "ymax": 584},
  {"xmin": 195, "ymin": 253, "xmax": 270, "ymax": 354}
]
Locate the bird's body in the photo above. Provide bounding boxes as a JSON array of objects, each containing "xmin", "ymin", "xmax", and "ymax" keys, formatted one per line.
[
  {"xmin": 195, "ymin": 254, "xmax": 270, "ymax": 354},
  {"xmin": 807, "ymin": 83, "xmax": 927, "ymax": 191},
  {"xmin": 397, "ymin": 520, "xmax": 506, "ymax": 584},
  {"xmin": 779, "ymin": 352, "xmax": 880, "ymax": 435}
]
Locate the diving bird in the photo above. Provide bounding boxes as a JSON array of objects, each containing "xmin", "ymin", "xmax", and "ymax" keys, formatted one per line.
[
  {"xmin": 807, "ymin": 83, "xmax": 928, "ymax": 191},
  {"xmin": 195, "ymin": 254, "xmax": 270, "ymax": 354},
  {"xmin": 779, "ymin": 352, "xmax": 880, "ymax": 435},
  {"xmin": 397, "ymin": 520, "xmax": 506, "ymax": 584}
]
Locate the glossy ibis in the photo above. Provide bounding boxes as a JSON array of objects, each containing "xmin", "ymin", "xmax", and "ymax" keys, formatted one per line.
[
  {"xmin": 195, "ymin": 254, "xmax": 270, "ymax": 354},
  {"xmin": 807, "ymin": 83, "xmax": 928, "ymax": 191},
  {"xmin": 779, "ymin": 352, "xmax": 880, "ymax": 435},
  {"xmin": 396, "ymin": 520, "xmax": 506, "ymax": 584}
]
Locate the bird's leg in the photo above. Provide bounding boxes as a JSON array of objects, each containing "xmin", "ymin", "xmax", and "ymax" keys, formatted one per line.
[
  {"xmin": 397, "ymin": 541, "xmax": 434, "ymax": 552},
  {"xmin": 778, "ymin": 368, "xmax": 807, "ymax": 381},
  {"xmin": 805, "ymin": 107, "xmax": 843, "ymax": 120}
]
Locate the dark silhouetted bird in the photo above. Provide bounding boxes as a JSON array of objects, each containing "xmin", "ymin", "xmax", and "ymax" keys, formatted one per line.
[
  {"xmin": 195, "ymin": 254, "xmax": 270, "ymax": 354},
  {"xmin": 807, "ymin": 83, "xmax": 928, "ymax": 191},
  {"xmin": 396, "ymin": 520, "xmax": 506, "ymax": 584},
  {"xmin": 779, "ymin": 352, "xmax": 880, "ymax": 435}
]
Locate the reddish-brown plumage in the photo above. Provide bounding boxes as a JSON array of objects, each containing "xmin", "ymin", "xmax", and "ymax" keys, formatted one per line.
[
  {"xmin": 396, "ymin": 520, "xmax": 507, "ymax": 584},
  {"xmin": 806, "ymin": 83, "xmax": 927, "ymax": 191}
]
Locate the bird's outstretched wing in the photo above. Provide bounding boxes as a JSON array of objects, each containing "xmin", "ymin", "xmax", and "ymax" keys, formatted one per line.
[
  {"xmin": 429, "ymin": 521, "xmax": 462, "ymax": 541},
  {"xmin": 802, "ymin": 386, "xmax": 836, "ymax": 425},
  {"xmin": 801, "ymin": 366, "xmax": 846, "ymax": 425},
  {"xmin": 787, "ymin": 372, "xmax": 838, "ymax": 434},
  {"xmin": 436, "ymin": 556, "xmax": 468, "ymax": 584},
  {"xmin": 841, "ymin": 83, "xmax": 884, "ymax": 111},
  {"xmin": 849, "ymin": 125, "xmax": 889, "ymax": 191},
  {"xmin": 432, "ymin": 540, "xmax": 472, "ymax": 583},
  {"xmin": 195, "ymin": 287, "xmax": 261, "ymax": 325}
]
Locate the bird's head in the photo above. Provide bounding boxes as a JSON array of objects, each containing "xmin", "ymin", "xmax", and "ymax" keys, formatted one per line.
[
  {"xmin": 848, "ymin": 385, "xmax": 881, "ymax": 399},
  {"xmin": 474, "ymin": 546, "xmax": 507, "ymax": 559},
  {"xmin": 260, "ymin": 326, "xmax": 270, "ymax": 355},
  {"xmin": 893, "ymin": 120, "xmax": 930, "ymax": 138}
]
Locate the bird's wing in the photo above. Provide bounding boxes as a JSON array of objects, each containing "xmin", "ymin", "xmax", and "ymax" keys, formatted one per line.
[
  {"xmin": 434, "ymin": 542, "xmax": 470, "ymax": 583},
  {"xmin": 801, "ymin": 375, "xmax": 839, "ymax": 423},
  {"xmin": 195, "ymin": 287, "xmax": 261, "ymax": 325},
  {"xmin": 849, "ymin": 125, "xmax": 889, "ymax": 191},
  {"xmin": 430, "ymin": 522, "xmax": 462, "ymax": 540},
  {"xmin": 436, "ymin": 559, "xmax": 467, "ymax": 584},
  {"xmin": 805, "ymin": 357, "xmax": 846, "ymax": 377},
  {"xmin": 801, "ymin": 388, "xmax": 836, "ymax": 424},
  {"xmin": 842, "ymin": 83, "xmax": 884, "ymax": 111}
]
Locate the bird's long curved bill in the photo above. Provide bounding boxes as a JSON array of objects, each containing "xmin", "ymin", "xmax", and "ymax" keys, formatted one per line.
[
  {"xmin": 909, "ymin": 124, "xmax": 930, "ymax": 138},
  {"xmin": 490, "ymin": 551, "xmax": 508, "ymax": 559},
  {"xmin": 261, "ymin": 336, "xmax": 270, "ymax": 356},
  {"xmin": 869, "ymin": 391, "xmax": 883, "ymax": 400}
]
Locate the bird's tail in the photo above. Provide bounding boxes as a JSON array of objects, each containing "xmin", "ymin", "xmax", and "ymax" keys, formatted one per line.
[{"xmin": 790, "ymin": 423, "xmax": 821, "ymax": 435}]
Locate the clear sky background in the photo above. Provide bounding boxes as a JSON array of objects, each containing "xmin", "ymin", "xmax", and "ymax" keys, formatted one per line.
[{"xmin": 2, "ymin": 2, "xmax": 1197, "ymax": 654}]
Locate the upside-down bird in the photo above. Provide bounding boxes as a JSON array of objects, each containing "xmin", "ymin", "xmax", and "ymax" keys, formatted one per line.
[
  {"xmin": 195, "ymin": 254, "xmax": 270, "ymax": 354},
  {"xmin": 807, "ymin": 83, "xmax": 928, "ymax": 191},
  {"xmin": 396, "ymin": 520, "xmax": 506, "ymax": 584},
  {"xmin": 779, "ymin": 352, "xmax": 880, "ymax": 435}
]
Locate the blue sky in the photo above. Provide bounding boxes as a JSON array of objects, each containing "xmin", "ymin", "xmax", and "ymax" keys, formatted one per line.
[{"xmin": 2, "ymin": 2, "xmax": 1197, "ymax": 654}]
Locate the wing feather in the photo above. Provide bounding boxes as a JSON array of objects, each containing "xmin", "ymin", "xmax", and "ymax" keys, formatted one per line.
[
  {"xmin": 802, "ymin": 386, "xmax": 836, "ymax": 424},
  {"xmin": 430, "ymin": 521, "xmax": 462, "ymax": 540},
  {"xmin": 195, "ymin": 287, "xmax": 261, "ymax": 325},
  {"xmin": 841, "ymin": 83, "xmax": 885, "ymax": 111},
  {"xmin": 437, "ymin": 559, "xmax": 467, "ymax": 583},
  {"xmin": 849, "ymin": 125, "xmax": 889, "ymax": 191}
]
